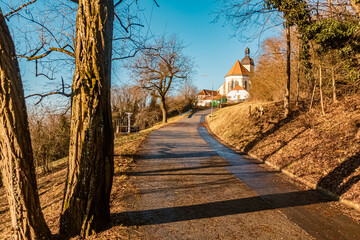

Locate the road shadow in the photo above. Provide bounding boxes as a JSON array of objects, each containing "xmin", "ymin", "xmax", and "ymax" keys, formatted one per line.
[
  {"xmin": 127, "ymin": 164, "xmax": 231, "ymax": 177},
  {"xmin": 139, "ymin": 177, "xmax": 237, "ymax": 196},
  {"xmin": 317, "ymin": 151, "xmax": 360, "ymax": 196},
  {"xmin": 140, "ymin": 151, "xmax": 218, "ymax": 160},
  {"xmin": 112, "ymin": 190, "xmax": 333, "ymax": 227}
]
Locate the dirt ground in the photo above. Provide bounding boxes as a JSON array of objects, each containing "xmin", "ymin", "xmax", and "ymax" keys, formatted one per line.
[
  {"xmin": 0, "ymin": 115, "xmax": 184, "ymax": 239},
  {"xmin": 0, "ymin": 135, "xmax": 144, "ymax": 239}
]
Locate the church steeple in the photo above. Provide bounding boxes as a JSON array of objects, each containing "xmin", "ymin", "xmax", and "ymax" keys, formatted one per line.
[
  {"xmin": 241, "ymin": 47, "xmax": 254, "ymax": 72},
  {"xmin": 245, "ymin": 47, "xmax": 250, "ymax": 56}
]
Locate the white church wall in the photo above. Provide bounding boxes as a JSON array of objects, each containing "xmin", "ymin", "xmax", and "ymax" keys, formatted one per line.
[
  {"xmin": 226, "ymin": 90, "xmax": 249, "ymax": 102},
  {"xmin": 224, "ymin": 75, "xmax": 249, "ymax": 92}
]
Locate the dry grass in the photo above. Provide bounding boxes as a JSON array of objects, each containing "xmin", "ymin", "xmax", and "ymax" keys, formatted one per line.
[
  {"xmin": 208, "ymin": 96, "xmax": 360, "ymax": 209},
  {"xmin": 208, "ymin": 100, "xmax": 283, "ymax": 152},
  {"xmin": 0, "ymin": 113, "xmax": 190, "ymax": 239}
]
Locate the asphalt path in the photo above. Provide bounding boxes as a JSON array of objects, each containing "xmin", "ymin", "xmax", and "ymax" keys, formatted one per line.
[{"xmin": 117, "ymin": 109, "xmax": 360, "ymax": 239}]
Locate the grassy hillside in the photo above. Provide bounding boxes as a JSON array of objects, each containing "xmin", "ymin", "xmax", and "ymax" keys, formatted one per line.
[{"xmin": 207, "ymin": 96, "xmax": 360, "ymax": 208}]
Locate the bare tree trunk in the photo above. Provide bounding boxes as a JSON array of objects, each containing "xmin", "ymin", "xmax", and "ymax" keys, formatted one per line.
[
  {"xmin": 160, "ymin": 95, "xmax": 168, "ymax": 123},
  {"xmin": 284, "ymin": 24, "xmax": 291, "ymax": 117},
  {"xmin": 332, "ymin": 66, "xmax": 337, "ymax": 103},
  {"xmin": 296, "ymin": 44, "xmax": 301, "ymax": 106},
  {"xmin": 60, "ymin": 0, "xmax": 114, "ymax": 238},
  {"xmin": 319, "ymin": 61, "xmax": 325, "ymax": 115},
  {"xmin": 0, "ymin": 11, "xmax": 51, "ymax": 240},
  {"xmin": 309, "ymin": 81, "xmax": 316, "ymax": 110},
  {"xmin": 41, "ymin": 145, "xmax": 49, "ymax": 174}
]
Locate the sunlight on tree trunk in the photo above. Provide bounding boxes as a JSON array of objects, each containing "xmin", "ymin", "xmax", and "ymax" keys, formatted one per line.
[
  {"xmin": 60, "ymin": 0, "xmax": 114, "ymax": 237},
  {"xmin": 284, "ymin": 25, "xmax": 291, "ymax": 117},
  {"xmin": 0, "ymin": 11, "xmax": 51, "ymax": 240},
  {"xmin": 319, "ymin": 61, "xmax": 325, "ymax": 115},
  {"xmin": 332, "ymin": 66, "xmax": 337, "ymax": 103},
  {"xmin": 296, "ymin": 43, "xmax": 301, "ymax": 106},
  {"xmin": 160, "ymin": 95, "xmax": 168, "ymax": 123},
  {"xmin": 350, "ymin": 0, "xmax": 360, "ymax": 18}
]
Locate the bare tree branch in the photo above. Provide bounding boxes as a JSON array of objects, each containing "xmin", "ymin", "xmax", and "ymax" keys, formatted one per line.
[
  {"xmin": 153, "ymin": 0, "xmax": 160, "ymax": 7},
  {"xmin": 115, "ymin": 0, "xmax": 124, "ymax": 8},
  {"xmin": 19, "ymin": 45, "xmax": 75, "ymax": 60},
  {"xmin": 4, "ymin": 0, "xmax": 37, "ymax": 18},
  {"xmin": 26, "ymin": 91, "xmax": 71, "ymax": 105}
]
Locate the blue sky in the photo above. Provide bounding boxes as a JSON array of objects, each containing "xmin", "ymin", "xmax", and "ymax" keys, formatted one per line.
[
  {"xmin": 4, "ymin": 0, "xmax": 281, "ymax": 105},
  {"xmin": 119, "ymin": 0, "xmax": 280, "ymax": 91}
]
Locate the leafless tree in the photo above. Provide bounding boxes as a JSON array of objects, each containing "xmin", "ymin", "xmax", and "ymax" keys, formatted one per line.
[
  {"xmin": 112, "ymin": 85, "xmax": 147, "ymax": 132},
  {"xmin": 28, "ymin": 108, "xmax": 70, "ymax": 171},
  {"xmin": 127, "ymin": 35, "xmax": 194, "ymax": 123}
]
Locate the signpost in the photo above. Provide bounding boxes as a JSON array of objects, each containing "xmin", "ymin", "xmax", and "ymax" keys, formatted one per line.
[{"xmin": 125, "ymin": 112, "xmax": 132, "ymax": 134}]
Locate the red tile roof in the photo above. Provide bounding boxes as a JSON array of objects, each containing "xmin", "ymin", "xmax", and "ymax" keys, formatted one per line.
[
  {"xmin": 202, "ymin": 93, "xmax": 223, "ymax": 100},
  {"xmin": 225, "ymin": 60, "xmax": 249, "ymax": 77},
  {"xmin": 198, "ymin": 89, "xmax": 218, "ymax": 96},
  {"xmin": 230, "ymin": 85, "xmax": 246, "ymax": 91}
]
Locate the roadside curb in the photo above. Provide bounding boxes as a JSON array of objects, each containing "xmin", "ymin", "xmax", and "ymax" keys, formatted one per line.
[
  {"xmin": 251, "ymin": 154, "xmax": 360, "ymax": 213},
  {"xmin": 204, "ymin": 116, "xmax": 360, "ymax": 213}
]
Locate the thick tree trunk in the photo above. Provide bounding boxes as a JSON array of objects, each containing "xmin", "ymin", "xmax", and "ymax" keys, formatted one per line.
[
  {"xmin": 160, "ymin": 95, "xmax": 168, "ymax": 123},
  {"xmin": 0, "ymin": 11, "xmax": 51, "ymax": 240},
  {"xmin": 60, "ymin": 0, "xmax": 114, "ymax": 238},
  {"xmin": 284, "ymin": 25, "xmax": 291, "ymax": 117}
]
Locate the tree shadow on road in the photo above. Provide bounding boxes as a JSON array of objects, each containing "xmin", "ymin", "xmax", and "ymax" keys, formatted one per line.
[{"xmin": 111, "ymin": 190, "xmax": 333, "ymax": 227}]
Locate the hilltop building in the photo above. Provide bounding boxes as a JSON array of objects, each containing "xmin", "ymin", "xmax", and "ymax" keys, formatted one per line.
[
  {"xmin": 197, "ymin": 47, "xmax": 255, "ymax": 106},
  {"xmin": 218, "ymin": 47, "xmax": 254, "ymax": 95},
  {"xmin": 197, "ymin": 89, "xmax": 222, "ymax": 107},
  {"xmin": 226, "ymin": 85, "xmax": 250, "ymax": 102}
]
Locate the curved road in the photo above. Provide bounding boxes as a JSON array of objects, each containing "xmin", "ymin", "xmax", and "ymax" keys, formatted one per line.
[{"xmin": 118, "ymin": 109, "xmax": 360, "ymax": 239}]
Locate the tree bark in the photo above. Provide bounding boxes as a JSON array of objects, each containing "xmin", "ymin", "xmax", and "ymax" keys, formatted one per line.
[
  {"xmin": 296, "ymin": 43, "xmax": 301, "ymax": 106},
  {"xmin": 319, "ymin": 61, "xmax": 325, "ymax": 115},
  {"xmin": 284, "ymin": 24, "xmax": 291, "ymax": 117},
  {"xmin": 350, "ymin": 0, "xmax": 360, "ymax": 18},
  {"xmin": 60, "ymin": 0, "xmax": 114, "ymax": 237},
  {"xmin": 160, "ymin": 95, "xmax": 168, "ymax": 123},
  {"xmin": 309, "ymin": 80, "xmax": 316, "ymax": 110},
  {"xmin": 0, "ymin": 11, "xmax": 51, "ymax": 240}
]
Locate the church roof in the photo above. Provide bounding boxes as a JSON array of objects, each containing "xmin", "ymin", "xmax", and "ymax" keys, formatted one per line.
[
  {"xmin": 230, "ymin": 85, "xmax": 247, "ymax": 91},
  {"xmin": 241, "ymin": 56, "xmax": 254, "ymax": 65},
  {"xmin": 225, "ymin": 60, "xmax": 249, "ymax": 77},
  {"xmin": 198, "ymin": 89, "xmax": 218, "ymax": 96}
]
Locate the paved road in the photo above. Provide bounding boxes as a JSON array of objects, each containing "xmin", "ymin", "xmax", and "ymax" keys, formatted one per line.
[{"xmin": 118, "ymin": 109, "xmax": 360, "ymax": 239}]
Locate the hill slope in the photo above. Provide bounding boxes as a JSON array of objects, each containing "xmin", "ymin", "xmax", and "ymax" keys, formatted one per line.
[{"xmin": 207, "ymin": 96, "xmax": 360, "ymax": 209}]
